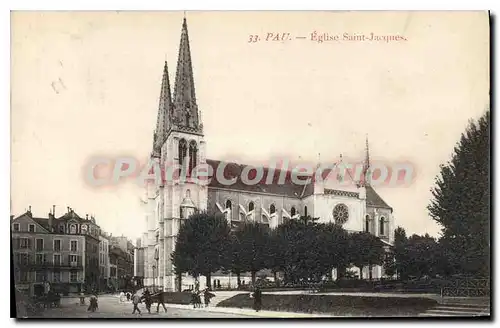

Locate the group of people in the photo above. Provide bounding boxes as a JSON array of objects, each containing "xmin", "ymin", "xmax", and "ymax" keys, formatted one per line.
[
  {"xmin": 190, "ymin": 289, "xmax": 215, "ymax": 308},
  {"xmin": 125, "ymin": 288, "xmax": 168, "ymax": 315}
]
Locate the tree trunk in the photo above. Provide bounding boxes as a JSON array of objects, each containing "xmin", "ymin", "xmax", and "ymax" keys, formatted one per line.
[
  {"xmin": 176, "ymin": 273, "xmax": 182, "ymax": 292},
  {"xmin": 328, "ymin": 268, "xmax": 333, "ymax": 282},
  {"xmin": 369, "ymin": 264, "xmax": 373, "ymax": 281},
  {"xmin": 251, "ymin": 271, "xmax": 257, "ymax": 286},
  {"xmin": 273, "ymin": 271, "xmax": 278, "ymax": 287},
  {"xmin": 237, "ymin": 273, "xmax": 241, "ymax": 289},
  {"xmin": 359, "ymin": 266, "xmax": 364, "ymax": 280},
  {"xmin": 205, "ymin": 273, "xmax": 212, "ymax": 290}
]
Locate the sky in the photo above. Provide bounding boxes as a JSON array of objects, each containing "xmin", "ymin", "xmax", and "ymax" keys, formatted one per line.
[{"xmin": 11, "ymin": 11, "xmax": 489, "ymax": 240}]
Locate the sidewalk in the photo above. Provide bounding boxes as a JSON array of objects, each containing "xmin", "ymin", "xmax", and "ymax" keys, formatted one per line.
[{"xmin": 165, "ymin": 303, "xmax": 334, "ymax": 318}]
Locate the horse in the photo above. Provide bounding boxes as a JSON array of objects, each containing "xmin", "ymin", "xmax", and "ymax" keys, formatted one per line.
[{"xmin": 149, "ymin": 291, "xmax": 168, "ymax": 313}]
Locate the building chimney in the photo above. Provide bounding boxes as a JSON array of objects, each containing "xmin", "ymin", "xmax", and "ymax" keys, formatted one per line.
[
  {"xmin": 48, "ymin": 209, "xmax": 54, "ymax": 232},
  {"xmin": 28, "ymin": 205, "xmax": 31, "ymax": 213},
  {"xmin": 86, "ymin": 214, "xmax": 89, "ymax": 220},
  {"xmin": 67, "ymin": 206, "xmax": 70, "ymax": 213},
  {"xmin": 53, "ymin": 205, "xmax": 56, "ymax": 216}
]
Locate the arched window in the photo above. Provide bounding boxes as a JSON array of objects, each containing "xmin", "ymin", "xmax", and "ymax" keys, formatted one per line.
[
  {"xmin": 59, "ymin": 224, "xmax": 65, "ymax": 233},
  {"xmin": 185, "ymin": 112, "xmax": 190, "ymax": 127},
  {"xmin": 188, "ymin": 141, "xmax": 197, "ymax": 175},
  {"xmin": 225, "ymin": 200, "xmax": 232, "ymax": 221},
  {"xmin": 365, "ymin": 215, "xmax": 370, "ymax": 232},
  {"xmin": 248, "ymin": 202, "xmax": 254, "ymax": 212},
  {"xmin": 291, "ymin": 206, "xmax": 296, "ymax": 217},
  {"xmin": 270, "ymin": 204, "xmax": 276, "ymax": 215},
  {"xmin": 70, "ymin": 224, "xmax": 76, "ymax": 234},
  {"xmin": 304, "ymin": 206, "xmax": 308, "ymax": 217},
  {"xmin": 178, "ymin": 139, "xmax": 187, "ymax": 166},
  {"xmin": 379, "ymin": 217, "xmax": 385, "ymax": 235}
]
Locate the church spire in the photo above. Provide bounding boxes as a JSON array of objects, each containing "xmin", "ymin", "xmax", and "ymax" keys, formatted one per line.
[
  {"xmin": 173, "ymin": 16, "xmax": 200, "ymax": 131},
  {"xmin": 363, "ymin": 135, "xmax": 371, "ymax": 186},
  {"xmin": 152, "ymin": 61, "xmax": 173, "ymax": 157}
]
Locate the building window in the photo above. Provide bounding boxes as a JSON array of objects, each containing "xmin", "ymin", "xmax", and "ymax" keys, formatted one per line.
[
  {"xmin": 248, "ymin": 202, "xmax": 255, "ymax": 212},
  {"xmin": 13, "ymin": 223, "xmax": 20, "ymax": 232},
  {"xmin": 290, "ymin": 207, "xmax": 296, "ymax": 217},
  {"xmin": 379, "ymin": 217, "xmax": 386, "ymax": 236},
  {"xmin": 70, "ymin": 240, "xmax": 78, "ymax": 252},
  {"xmin": 29, "ymin": 224, "xmax": 35, "ymax": 233},
  {"xmin": 35, "ymin": 238, "xmax": 44, "ymax": 251},
  {"xmin": 178, "ymin": 139, "xmax": 187, "ymax": 166},
  {"xmin": 35, "ymin": 253, "xmax": 46, "ymax": 264},
  {"xmin": 70, "ymin": 224, "xmax": 77, "ymax": 234},
  {"xmin": 53, "ymin": 271, "xmax": 61, "ymax": 282},
  {"xmin": 333, "ymin": 204, "xmax": 349, "ymax": 225},
  {"xmin": 304, "ymin": 206, "xmax": 308, "ymax": 217},
  {"xmin": 54, "ymin": 254, "xmax": 61, "ymax": 265},
  {"xmin": 59, "ymin": 224, "xmax": 65, "ymax": 233},
  {"xmin": 20, "ymin": 238, "xmax": 31, "ymax": 249},
  {"xmin": 69, "ymin": 255, "xmax": 78, "ymax": 266},
  {"xmin": 19, "ymin": 271, "xmax": 28, "ymax": 283},
  {"xmin": 188, "ymin": 141, "xmax": 198, "ymax": 175},
  {"xmin": 270, "ymin": 204, "xmax": 276, "ymax": 215},
  {"xmin": 70, "ymin": 271, "xmax": 78, "ymax": 282},
  {"xmin": 54, "ymin": 240, "xmax": 61, "ymax": 252},
  {"xmin": 35, "ymin": 271, "xmax": 45, "ymax": 282},
  {"xmin": 365, "ymin": 215, "xmax": 371, "ymax": 233}
]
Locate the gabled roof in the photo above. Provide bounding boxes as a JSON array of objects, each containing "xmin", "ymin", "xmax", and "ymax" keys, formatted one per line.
[
  {"xmin": 206, "ymin": 159, "xmax": 310, "ymax": 198},
  {"xmin": 366, "ymin": 185, "xmax": 392, "ymax": 210},
  {"xmin": 12, "ymin": 212, "xmax": 50, "ymax": 233}
]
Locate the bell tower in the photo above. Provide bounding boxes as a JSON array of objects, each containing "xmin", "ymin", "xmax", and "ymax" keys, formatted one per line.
[{"xmin": 153, "ymin": 16, "xmax": 207, "ymax": 291}]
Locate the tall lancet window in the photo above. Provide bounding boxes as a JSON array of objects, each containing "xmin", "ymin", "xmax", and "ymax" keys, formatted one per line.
[
  {"xmin": 178, "ymin": 139, "xmax": 187, "ymax": 166},
  {"xmin": 185, "ymin": 112, "xmax": 190, "ymax": 127},
  {"xmin": 365, "ymin": 215, "xmax": 371, "ymax": 233},
  {"xmin": 379, "ymin": 217, "xmax": 386, "ymax": 236},
  {"xmin": 188, "ymin": 141, "xmax": 198, "ymax": 176}
]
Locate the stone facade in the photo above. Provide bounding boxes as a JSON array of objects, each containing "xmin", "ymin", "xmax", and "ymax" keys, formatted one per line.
[{"xmin": 137, "ymin": 17, "xmax": 396, "ymax": 292}]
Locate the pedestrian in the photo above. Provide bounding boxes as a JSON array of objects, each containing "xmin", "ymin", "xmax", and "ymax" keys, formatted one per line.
[
  {"xmin": 87, "ymin": 293, "xmax": 98, "ymax": 312},
  {"xmin": 142, "ymin": 288, "xmax": 152, "ymax": 314},
  {"xmin": 203, "ymin": 289, "xmax": 215, "ymax": 308},
  {"xmin": 119, "ymin": 291, "xmax": 125, "ymax": 303},
  {"xmin": 131, "ymin": 292, "xmax": 142, "ymax": 315},
  {"xmin": 126, "ymin": 292, "xmax": 131, "ymax": 302},
  {"xmin": 253, "ymin": 287, "xmax": 262, "ymax": 312}
]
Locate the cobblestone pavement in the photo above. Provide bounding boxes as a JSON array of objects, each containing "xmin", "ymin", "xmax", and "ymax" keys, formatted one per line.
[{"xmin": 35, "ymin": 296, "xmax": 252, "ymax": 319}]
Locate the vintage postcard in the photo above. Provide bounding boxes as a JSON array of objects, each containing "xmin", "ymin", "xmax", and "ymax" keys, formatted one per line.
[{"xmin": 10, "ymin": 11, "xmax": 490, "ymax": 319}]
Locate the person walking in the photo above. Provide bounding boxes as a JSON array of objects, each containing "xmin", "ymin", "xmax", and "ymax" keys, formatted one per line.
[
  {"xmin": 253, "ymin": 287, "xmax": 262, "ymax": 312},
  {"xmin": 131, "ymin": 292, "xmax": 142, "ymax": 315},
  {"xmin": 203, "ymin": 289, "xmax": 215, "ymax": 308},
  {"xmin": 142, "ymin": 288, "xmax": 152, "ymax": 314}
]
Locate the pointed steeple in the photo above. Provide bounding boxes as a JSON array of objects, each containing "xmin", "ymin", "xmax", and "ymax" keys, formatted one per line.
[
  {"xmin": 363, "ymin": 135, "xmax": 371, "ymax": 186},
  {"xmin": 173, "ymin": 16, "xmax": 200, "ymax": 131},
  {"xmin": 152, "ymin": 61, "xmax": 173, "ymax": 157}
]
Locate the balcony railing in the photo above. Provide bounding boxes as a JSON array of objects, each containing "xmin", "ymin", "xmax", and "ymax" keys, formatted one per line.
[{"xmin": 14, "ymin": 260, "xmax": 83, "ymax": 270}]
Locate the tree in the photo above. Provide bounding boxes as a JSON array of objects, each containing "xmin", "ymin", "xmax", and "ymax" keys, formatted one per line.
[
  {"xmin": 393, "ymin": 226, "xmax": 409, "ymax": 280},
  {"xmin": 171, "ymin": 212, "xmax": 231, "ymax": 290},
  {"xmin": 233, "ymin": 222, "xmax": 270, "ymax": 286},
  {"xmin": 349, "ymin": 232, "xmax": 385, "ymax": 280},
  {"xmin": 322, "ymin": 223, "xmax": 350, "ymax": 281},
  {"xmin": 428, "ymin": 110, "xmax": 490, "ymax": 277},
  {"xmin": 225, "ymin": 232, "xmax": 244, "ymax": 289},
  {"xmin": 405, "ymin": 234, "xmax": 439, "ymax": 278}
]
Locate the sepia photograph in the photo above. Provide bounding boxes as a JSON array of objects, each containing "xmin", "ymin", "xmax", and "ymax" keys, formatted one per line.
[{"xmin": 10, "ymin": 10, "xmax": 490, "ymax": 319}]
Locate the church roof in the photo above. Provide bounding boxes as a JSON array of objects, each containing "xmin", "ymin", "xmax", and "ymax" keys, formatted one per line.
[
  {"xmin": 205, "ymin": 159, "xmax": 391, "ymax": 209},
  {"xmin": 366, "ymin": 185, "xmax": 392, "ymax": 210},
  {"xmin": 206, "ymin": 159, "xmax": 310, "ymax": 198}
]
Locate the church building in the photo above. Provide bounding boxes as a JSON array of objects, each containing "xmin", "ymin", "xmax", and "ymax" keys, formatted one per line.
[{"xmin": 137, "ymin": 17, "xmax": 395, "ymax": 292}]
